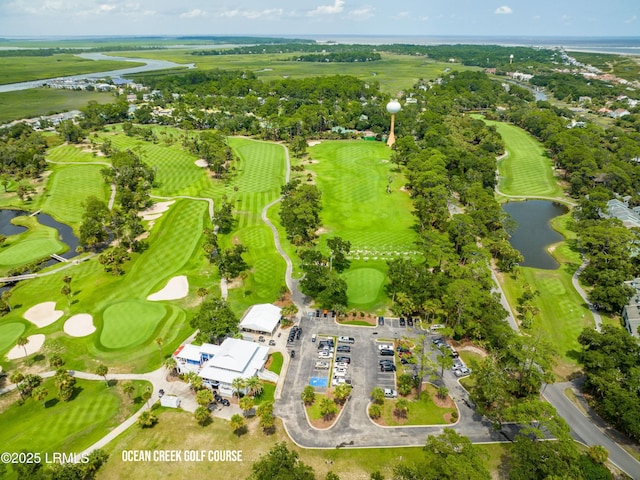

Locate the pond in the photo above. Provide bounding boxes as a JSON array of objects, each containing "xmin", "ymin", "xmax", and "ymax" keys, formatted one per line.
[
  {"xmin": 0, "ymin": 209, "xmax": 79, "ymax": 260},
  {"xmin": 502, "ymin": 200, "xmax": 567, "ymax": 270}
]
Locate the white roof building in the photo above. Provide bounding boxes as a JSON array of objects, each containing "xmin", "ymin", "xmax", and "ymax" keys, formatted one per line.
[
  {"xmin": 239, "ymin": 304, "xmax": 282, "ymax": 335},
  {"xmin": 173, "ymin": 338, "xmax": 271, "ymax": 396}
]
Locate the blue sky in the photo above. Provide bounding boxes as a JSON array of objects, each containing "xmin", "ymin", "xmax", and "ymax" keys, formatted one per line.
[{"xmin": 0, "ymin": 0, "xmax": 638, "ymax": 38}]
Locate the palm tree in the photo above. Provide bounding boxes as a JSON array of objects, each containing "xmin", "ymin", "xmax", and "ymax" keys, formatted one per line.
[
  {"xmin": 301, "ymin": 385, "xmax": 316, "ymax": 406},
  {"xmin": 154, "ymin": 337, "xmax": 164, "ymax": 362},
  {"xmin": 230, "ymin": 413, "xmax": 245, "ymax": 435},
  {"xmin": 231, "ymin": 377, "xmax": 245, "ymax": 398},
  {"xmin": 244, "ymin": 376, "xmax": 263, "ymax": 398},
  {"xmin": 9, "ymin": 371, "xmax": 24, "ymax": 400},
  {"xmin": 95, "ymin": 364, "xmax": 109, "ymax": 387},
  {"xmin": 319, "ymin": 397, "xmax": 338, "ymax": 420},
  {"xmin": 368, "ymin": 404, "xmax": 382, "ymax": 419},
  {"xmin": 194, "ymin": 406, "xmax": 210, "ymax": 426},
  {"xmin": 370, "ymin": 387, "xmax": 385, "ymax": 405},
  {"xmin": 138, "ymin": 410, "xmax": 158, "ymax": 428},
  {"xmin": 16, "ymin": 336, "xmax": 29, "ymax": 359},
  {"xmin": 259, "ymin": 412, "xmax": 275, "ymax": 432},
  {"xmin": 122, "ymin": 382, "xmax": 135, "ymax": 402},
  {"xmin": 1, "ymin": 290, "xmax": 12, "ymax": 312},
  {"xmin": 49, "ymin": 354, "xmax": 64, "ymax": 369},
  {"xmin": 164, "ymin": 357, "xmax": 177, "ymax": 376},
  {"xmin": 141, "ymin": 385, "xmax": 152, "ymax": 408},
  {"xmin": 394, "ymin": 398, "xmax": 410, "ymax": 419},
  {"xmin": 196, "ymin": 389, "xmax": 213, "ymax": 407},
  {"xmin": 239, "ymin": 396, "xmax": 254, "ymax": 417},
  {"xmin": 196, "ymin": 287, "xmax": 209, "ymax": 301},
  {"xmin": 437, "ymin": 386, "xmax": 449, "ymax": 400},
  {"xmin": 32, "ymin": 385, "xmax": 48, "ymax": 407}
]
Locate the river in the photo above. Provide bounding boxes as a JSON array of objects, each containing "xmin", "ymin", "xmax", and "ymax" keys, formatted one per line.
[{"xmin": 0, "ymin": 53, "xmax": 194, "ymax": 93}]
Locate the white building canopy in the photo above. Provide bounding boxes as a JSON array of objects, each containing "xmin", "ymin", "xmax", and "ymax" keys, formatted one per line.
[{"xmin": 239, "ymin": 304, "xmax": 282, "ymax": 335}]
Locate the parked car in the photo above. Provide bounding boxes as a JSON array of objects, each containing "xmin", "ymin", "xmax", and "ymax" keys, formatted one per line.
[
  {"xmin": 311, "ymin": 334, "xmax": 317, "ymax": 343},
  {"xmin": 432, "ymin": 337, "xmax": 445, "ymax": 347},
  {"xmin": 335, "ymin": 362, "xmax": 349, "ymax": 369},
  {"xmin": 258, "ymin": 335, "xmax": 265, "ymax": 342},
  {"xmin": 378, "ymin": 344, "xmax": 393, "ymax": 351},
  {"xmin": 430, "ymin": 324, "xmax": 445, "ymax": 334},
  {"xmin": 336, "ymin": 356, "xmax": 351, "ymax": 364},
  {"xmin": 452, "ymin": 358, "xmax": 464, "ymax": 369},
  {"xmin": 453, "ymin": 367, "xmax": 471, "ymax": 377},
  {"xmin": 290, "ymin": 350, "xmax": 295, "ymax": 358},
  {"xmin": 378, "ymin": 316, "xmax": 385, "ymax": 326},
  {"xmin": 269, "ymin": 339, "xmax": 276, "ymax": 346},
  {"xmin": 384, "ymin": 388, "xmax": 398, "ymax": 398},
  {"xmin": 315, "ymin": 361, "xmax": 330, "ymax": 369},
  {"xmin": 318, "ymin": 351, "xmax": 331, "ymax": 359},
  {"xmin": 379, "ymin": 359, "xmax": 394, "ymax": 365},
  {"xmin": 221, "ymin": 398, "xmax": 230, "ymax": 406},
  {"xmin": 399, "ymin": 317, "xmax": 406, "ymax": 326},
  {"xmin": 338, "ymin": 336, "xmax": 355, "ymax": 344},
  {"xmin": 207, "ymin": 402, "xmax": 217, "ymax": 412},
  {"xmin": 336, "ymin": 345, "xmax": 351, "ymax": 353},
  {"xmin": 380, "ymin": 349, "xmax": 394, "ymax": 356},
  {"xmin": 407, "ymin": 317, "xmax": 414, "ymax": 327},
  {"xmin": 380, "ymin": 364, "xmax": 396, "ymax": 372}
]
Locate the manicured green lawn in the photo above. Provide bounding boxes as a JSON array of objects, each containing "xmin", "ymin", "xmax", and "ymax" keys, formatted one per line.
[
  {"xmin": 0, "ymin": 379, "xmax": 150, "ymax": 458},
  {"xmin": 100, "ymin": 301, "xmax": 167, "ymax": 349},
  {"xmin": 0, "ymin": 88, "xmax": 115, "ymax": 124},
  {"xmin": 0, "ymin": 54, "xmax": 143, "ymax": 85},
  {"xmin": 307, "ymin": 140, "xmax": 418, "ymax": 310},
  {"xmin": 478, "ymin": 117, "xmax": 563, "ymax": 198},
  {"xmin": 38, "ymin": 163, "xmax": 109, "ymax": 228},
  {"xmin": 305, "ymin": 393, "xmax": 329, "ymax": 421},
  {"xmin": 267, "ymin": 352, "xmax": 284, "ymax": 375},
  {"xmin": 379, "ymin": 385, "xmax": 457, "ymax": 426},
  {"xmin": 253, "ymin": 382, "xmax": 276, "ymax": 406},
  {"xmin": 0, "ymin": 322, "xmax": 26, "ymax": 352}
]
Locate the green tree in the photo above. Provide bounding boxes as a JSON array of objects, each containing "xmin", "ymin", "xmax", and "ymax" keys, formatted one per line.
[
  {"xmin": 16, "ymin": 336, "xmax": 29, "ymax": 359},
  {"xmin": 301, "ymin": 385, "xmax": 316, "ymax": 406},
  {"xmin": 122, "ymin": 382, "xmax": 135, "ymax": 402},
  {"xmin": 196, "ymin": 389, "xmax": 213, "ymax": 407},
  {"xmin": 370, "ymin": 387, "xmax": 385, "ymax": 405},
  {"xmin": 141, "ymin": 385, "xmax": 152, "ymax": 407},
  {"xmin": 437, "ymin": 345, "xmax": 455, "ymax": 378},
  {"xmin": 333, "ymin": 384, "xmax": 352, "ymax": 405},
  {"xmin": 32, "ymin": 385, "xmax": 48, "ymax": 407},
  {"xmin": 245, "ymin": 376, "xmax": 263, "ymax": 397},
  {"xmin": 98, "ymin": 246, "xmax": 130, "ymax": 275},
  {"xmin": 95, "ymin": 364, "xmax": 109, "ymax": 387},
  {"xmin": 9, "ymin": 371, "xmax": 24, "ymax": 400},
  {"xmin": 256, "ymin": 400, "xmax": 274, "ymax": 418},
  {"xmin": 138, "ymin": 410, "xmax": 158, "ymax": 428},
  {"xmin": 327, "ymin": 236, "xmax": 351, "ymax": 272},
  {"xmin": 259, "ymin": 412, "xmax": 275, "ymax": 433},
  {"xmin": 369, "ymin": 403, "xmax": 382, "ymax": 419},
  {"xmin": 190, "ymin": 297, "xmax": 239, "ymax": 344},
  {"xmin": 239, "ymin": 396, "xmax": 255, "ymax": 417},
  {"xmin": 587, "ymin": 445, "xmax": 609, "ymax": 465},
  {"xmin": 194, "ymin": 406, "xmax": 210, "ymax": 426},
  {"xmin": 249, "ymin": 442, "xmax": 315, "ymax": 480},
  {"xmin": 54, "ymin": 369, "xmax": 75, "ymax": 402},
  {"xmin": 319, "ymin": 396, "xmax": 338, "ymax": 420},
  {"xmin": 61, "ymin": 275, "xmax": 72, "ymax": 307},
  {"xmin": 230, "ymin": 413, "xmax": 245, "ymax": 436},
  {"xmin": 231, "ymin": 377, "xmax": 246, "ymax": 398},
  {"xmin": 49, "ymin": 353, "xmax": 64, "ymax": 369},
  {"xmin": 217, "ymin": 243, "xmax": 249, "ymax": 280},
  {"xmin": 394, "ymin": 398, "xmax": 410, "ymax": 418}
]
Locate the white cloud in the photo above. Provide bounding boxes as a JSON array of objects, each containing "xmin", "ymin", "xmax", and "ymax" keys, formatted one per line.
[
  {"xmin": 348, "ymin": 7, "xmax": 375, "ymax": 20},
  {"xmin": 180, "ymin": 9, "xmax": 207, "ymax": 19},
  {"xmin": 308, "ymin": 0, "xmax": 345, "ymax": 16},
  {"xmin": 419, "ymin": 16, "xmax": 429, "ymax": 21},
  {"xmin": 395, "ymin": 11, "xmax": 409, "ymax": 18},
  {"xmin": 218, "ymin": 8, "xmax": 284, "ymax": 20},
  {"xmin": 494, "ymin": 6, "xmax": 513, "ymax": 14},
  {"xmin": 625, "ymin": 15, "xmax": 637, "ymax": 24}
]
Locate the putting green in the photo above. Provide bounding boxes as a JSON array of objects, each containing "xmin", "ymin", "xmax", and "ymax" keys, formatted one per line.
[
  {"xmin": 343, "ymin": 268, "xmax": 386, "ymax": 305},
  {"xmin": 0, "ymin": 238, "xmax": 64, "ymax": 267},
  {"xmin": 0, "ymin": 322, "xmax": 26, "ymax": 353},
  {"xmin": 100, "ymin": 300, "xmax": 166, "ymax": 349}
]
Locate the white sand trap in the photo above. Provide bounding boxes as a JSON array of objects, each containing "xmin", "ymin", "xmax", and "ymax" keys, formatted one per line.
[
  {"xmin": 64, "ymin": 314, "xmax": 96, "ymax": 337},
  {"xmin": 139, "ymin": 201, "xmax": 175, "ymax": 221},
  {"xmin": 23, "ymin": 302, "xmax": 64, "ymax": 328},
  {"xmin": 6, "ymin": 334, "xmax": 46, "ymax": 359},
  {"xmin": 147, "ymin": 275, "xmax": 189, "ymax": 301},
  {"xmin": 195, "ymin": 159, "xmax": 208, "ymax": 168},
  {"xmin": 307, "ymin": 140, "xmax": 322, "ymax": 146}
]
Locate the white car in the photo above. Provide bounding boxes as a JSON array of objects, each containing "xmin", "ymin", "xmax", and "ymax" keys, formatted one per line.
[
  {"xmin": 314, "ymin": 361, "xmax": 330, "ymax": 369},
  {"xmin": 335, "ymin": 362, "xmax": 349, "ymax": 369},
  {"xmin": 453, "ymin": 367, "xmax": 471, "ymax": 377},
  {"xmin": 384, "ymin": 388, "xmax": 398, "ymax": 398},
  {"xmin": 378, "ymin": 344, "xmax": 393, "ymax": 351},
  {"xmin": 338, "ymin": 336, "xmax": 355, "ymax": 344},
  {"xmin": 318, "ymin": 351, "xmax": 331, "ymax": 359}
]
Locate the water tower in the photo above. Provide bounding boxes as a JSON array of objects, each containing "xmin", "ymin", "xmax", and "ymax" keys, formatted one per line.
[
  {"xmin": 509, "ymin": 54, "xmax": 514, "ymax": 64},
  {"xmin": 386, "ymin": 100, "xmax": 401, "ymax": 147}
]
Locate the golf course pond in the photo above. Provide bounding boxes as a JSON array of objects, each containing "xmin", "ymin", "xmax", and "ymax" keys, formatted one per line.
[
  {"xmin": 502, "ymin": 200, "xmax": 567, "ymax": 269},
  {"xmin": 0, "ymin": 209, "xmax": 80, "ymax": 261}
]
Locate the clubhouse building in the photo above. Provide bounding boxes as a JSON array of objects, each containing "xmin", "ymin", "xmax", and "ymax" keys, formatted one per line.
[
  {"xmin": 173, "ymin": 337, "xmax": 273, "ymax": 396},
  {"xmin": 239, "ymin": 303, "xmax": 282, "ymax": 336}
]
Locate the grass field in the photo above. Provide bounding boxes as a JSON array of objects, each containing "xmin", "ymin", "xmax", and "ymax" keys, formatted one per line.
[
  {"xmin": 114, "ymin": 50, "xmax": 479, "ymax": 94},
  {"xmin": 100, "ymin": 301, "xmax": 167, "ymax": 349},
  {"xmin": 379, "ymin": 385, "xmax": 457, "ymax": 426},
  {"xmin": 1, "ymin": 378, "xmax": 150, "ymax": 462},
  {"xmin": 0, "ymin": 88, "xmax": 115, "ymax": 124},
  {"xmin": 97, "ymin": 409, "xmax": 504, "ymax": 479},
  {"xmin": 0, "ymin": 215, "xmax": 66, "ymax": 273},
  {"xmin": 38, "ymin": 163, "xmax": 110, "ymax": 228},
  {"xmin": 0, "ymin": 322, "xmax": 26, "ymax": 352},
  {"xmin": 306, "ymin": 140, "xmax": 418, "ymax": 310},
  {"xmin": 0, "ymin": 54, "xmax": 143, "ymax": 85},
  {"xmin": 267, "ymin": 352, "xmax": 284, "ymax": 375},
  {"xmin": 477, "ymin": 117, "xmax": 563, "ymax": 199}
]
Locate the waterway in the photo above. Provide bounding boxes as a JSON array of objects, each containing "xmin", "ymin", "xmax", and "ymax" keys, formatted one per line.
[
  {"xmin": 502, "ymin": 200, "xmax": 567, "ymax": 270},
  {"xmin": 0, "ymin": 209, "xmax": 79, "ymax": 260},
  {"xmin": 0, "ymin": 53, "xmax": 193, "ymax": 93}
]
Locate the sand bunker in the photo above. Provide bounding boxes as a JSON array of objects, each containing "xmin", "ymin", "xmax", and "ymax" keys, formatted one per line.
[
  {"xmin": 195, "ymin": 159, "xmax": 208, "ymax": 168},
  {"xmin": 147, "ymin": 275, "xmax": 189, "ymax": 301},
  {"xmin": 307, "ymin": 140, "xmax": 322, "ymax": 147},
  {"xmin": 6, "ymin": 334, "xmax": 46, "ymax": 359},
  {"xmin": 64, "ymin": 314, "xmax": 96, "ymax": 337},
  {"xmin": 139, "ymin": 201, "xmax": 175, "ymax": 221},
  {"xmin": 23, "ymin": 302, "xmax": 64, "ymax": 328}
]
